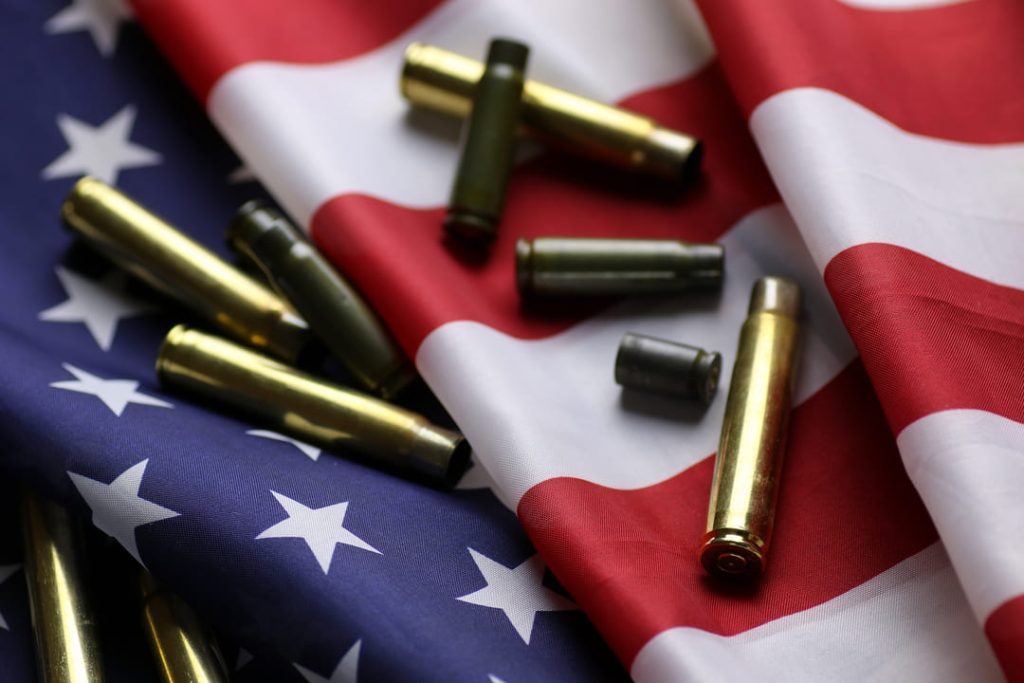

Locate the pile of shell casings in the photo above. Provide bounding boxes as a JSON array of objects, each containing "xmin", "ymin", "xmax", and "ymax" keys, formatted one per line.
[
  {"xmin": 61, "ymin": 177, "xmax": 469, "ymax": 489},
  {"xmin": 21, "ymin": 490, "xmax": 230, "ymax": 682},
  {"xmin": 36, "ymin": 174, "xmax": 480, "ymax": 679},
  {"xmin": 405, "ymin": 38, "xmax": 802, "ymax": 581}
]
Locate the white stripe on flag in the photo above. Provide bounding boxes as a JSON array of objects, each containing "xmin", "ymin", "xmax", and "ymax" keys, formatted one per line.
[
  {"xmin": 631, "ymin": 544, "xmax": 1002, "ymax": 683},
  {"xmin": 750, "ymin": 87, "xmax": 1024, "ymax": 289},
  {"xmin": 898, "ymin": 410, "xmax": 1024, "ymax": 623},
  {"xmin": 207, "ymin": 0, "xmax": 714, "ymax": 227},
  {"xmin": 417, "ymin": 204, "xmax": 856, "ymax": 505}
]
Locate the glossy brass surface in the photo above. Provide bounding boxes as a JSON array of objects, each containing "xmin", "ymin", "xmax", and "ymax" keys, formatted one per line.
[
  {"xmin": 20, "ymin": 491, "xmax": 104, "ymax": 683},
  {"xmin": 139, "ymin": 572, "xmax": 228, "ymax": 683},
  {"xmin": 157, "ymin": 326, "xmax": 470, "ymax": 486},
  {"xmin": 516, "ymin": 237, "xmax": 723, "ymax": 297},
  {"xmin": 701, "ymin": 277, "xmax": 801, "ymax": 580},
  {"xmin": 62, "ymin": 177, "xmax": 310, "ymax": 363},
  {"xmin": 228, "ymin": 201, "xmax": 414, "ymax": 399},
  {"xmin": 614, "ymin": 332, "xmax": 721, "ymax": 406},
  {"xmin": 402, "ymin": 43, "xmax": 703, "ymax": 182},
  {"xmin": 444, "ymin": 38, "xmax": 529, "ymax": 242}
]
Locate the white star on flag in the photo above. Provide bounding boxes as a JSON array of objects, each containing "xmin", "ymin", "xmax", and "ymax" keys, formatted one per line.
[
  {"xmin": 68, "ymin": 460, "xmax": 180, "ymax": 565},
  {"xmin": 256, "ymin": 492, "xmax": 381, "ymax": 574},
  {"xmin": 247, "ymin": 430, "xmax": 321, "ymax": 461},
  {"xmin": 42, "ymin": 105, "xmax": 161, "ymax": 184},
  {"xmin": 488, "ymin": 676, "xmax": 508, "ymax": 683},
  {"xmin": 0, "ymin": 565, "xmax": 21, "ymax": 630},
  {"xmin": 44, "ymin": 0, "xmax": 132, "ymax": 57},
  {"xmin": 456, "ymin": 549, "xmax": 575, "ymax": 645},
  {"xmin": 51, "ymin": 363, "xmax": 171, "ymax": 416},
  {"xmin": 294, "ymin": 640, "xmax": 361, "ymax": 683},
  {"xmin": 38, "ymin": 267, "xmax": 154, "ymax": 351}
]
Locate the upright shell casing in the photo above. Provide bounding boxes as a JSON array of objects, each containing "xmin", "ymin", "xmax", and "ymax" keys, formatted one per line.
[
  {"xmin": 61, "ymin": 177, "xmax": 310, "ymax": 363},
  {"xmin": 701, "ymin": 277, "xmax": 801, "ymax": 580}
]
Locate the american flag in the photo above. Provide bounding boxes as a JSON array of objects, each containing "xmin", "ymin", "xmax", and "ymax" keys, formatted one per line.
[
  {"xmin": 5, "ymin": 0, "xmax": 1023, "ymax": 680},
  {"xmin": 4, "ymin": 0, "xmax": 627, "ymax": 680}
]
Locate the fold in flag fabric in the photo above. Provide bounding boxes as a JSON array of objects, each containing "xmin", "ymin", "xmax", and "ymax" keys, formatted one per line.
[{"xmin": 3, "ymin": 0, "xmax": 1019, "ymax": 680}]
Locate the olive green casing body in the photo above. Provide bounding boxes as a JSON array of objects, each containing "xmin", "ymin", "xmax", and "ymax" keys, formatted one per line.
[
  {"xmin": 228, "ymin": 202, "xmax": 414, "ymax": 399},
  {"xmin": 444, "ymin": 39, "xmax": 530, "ymax": 242},
  {"xmin": 516, "ymin": 237, "xmax": 723, "ymax": 297}
]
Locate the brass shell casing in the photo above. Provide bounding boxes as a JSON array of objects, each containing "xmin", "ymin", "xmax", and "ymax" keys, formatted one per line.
[
  {"xmin": 20, "ymin": 492, "xmax": 104, "ymax": 683},
  {"xmin": 156, "ymin": 326, "xmax": 469, "ymax": 486},
  {"xmin": 61, "ymin": 177, "xmax": 310, "ymax": 363},
  {"xmin": 401, "ymin": 43, "xmax": 703, "ymax": 182},
  {"xmin": 139, "ymin": 571, "xmax": 228, "ymax": 683},
  {"xmin": 701, "ymin": 277, "xmax": 801, "ymax": 580}
]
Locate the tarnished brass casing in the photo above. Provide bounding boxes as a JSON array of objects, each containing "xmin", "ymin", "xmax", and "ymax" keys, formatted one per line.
[
  {"xmin": 614, "ymin": 332, "xmax": 721, "ymax": 406},
  {"xmin": 516, "ymin": 237, "xmax": 723, "ymax": 298},
  {"xmin": 61, "ymin": 177, "xmax": 309, "ymax": 363},
  {"xmin": 701, "ymin": 277, "xmax": 801, "ymax": 580},
  {"xmin": 402, "ymin": 43, "xmax": 703, "ymax": 182},
  {"xmin": 156, "ymin": 326, "xmax": 469, "ymax": 486},
  {"xmin": 444, "ymin": 38, "xmax": 529, "ymax": 242},
  {"xmin": 139, "ymin": 571, "xmax": 228, "ymax": 683},
  {"xmin": 228, "ymin": 201, "xmax": 415, "ymax": 399},
  {"xmin": 20, "ymin": 491, "xmax": 104, "ymax": 683}
]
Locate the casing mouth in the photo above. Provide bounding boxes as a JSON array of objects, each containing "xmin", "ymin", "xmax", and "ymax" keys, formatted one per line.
[
  {"xmin": 487, "ymin": 38, "xmax": 530, "ymax": 70},
  {"xmin": 750, "ymin": 277, "xmax": 801, "ymax": 318},
  {"xmin": 226, "ymin": 199, "xmax": 277, "ymax": 252},
  {"xmin": 444, "ymin": 210, "xmax": 497, "ymax": 243},
  {"xmin": 409, "ymin": 430, "xmax": 473, "ymax": 489}
]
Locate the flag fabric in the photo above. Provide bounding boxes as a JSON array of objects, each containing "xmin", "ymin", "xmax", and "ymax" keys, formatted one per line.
[
  {"xmin": 131, "ymin": 0, "xmax": 1024, "ymax": 680},
  {"xmin": 2, "ymin": 1, "xmax": 629, "ymax": 680},
  {"xmin": 3, "ymin": 0, "xmax": 1022, "ymax": 682}
]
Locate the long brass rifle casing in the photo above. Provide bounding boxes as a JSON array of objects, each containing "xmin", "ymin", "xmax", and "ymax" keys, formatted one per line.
[
  {"xmin": 20, "ymin": 491, "xmax": 104, "ymax": 683},
  {"xmin": 402, "ymin": 43, "xmax": 703, "ymax": 182},
  {"xmin": 156, "ymin": 326, "xmax": 470, "ymax": 486},
  {"xmin": 61, "ymin": 177, "xmax": 310, "ymax": 363},
  {"xmin": 228, "ymin": 201, "xmax": 415, "ymax": 399},
  {"xmin": 139, "ymin": 571, "xmax": 228, "ymax": 683},
  {"xmin": 701, "ymin": 277, "xmax": 801, "ymax": 580},
  {"xmin": 516, "ymin": 237, "xmax": 723, "ymax": 298}
]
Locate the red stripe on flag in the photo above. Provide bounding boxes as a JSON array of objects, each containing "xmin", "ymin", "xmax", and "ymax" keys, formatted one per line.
[
  {"xmin": 697, "ymin": 0, "xmax": 1024, "ymax": 142},
  {"xmin": 131, "ymin": 0, "xmax": 444, "ymax": 101},
  {"xmin": 517, "ymin": 361, "xmax": 936, "ymax": 666},
  {"xmin": 312, "ymin": 64, "xmax": 779, "ymax": 352},
  {"xmin": 986, "ymin": 594, "xmax": 1024, "ymax": 682},
  {"xmin": 825, "ymin": 244, "xmax": 1024, "ymax": 434}
]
